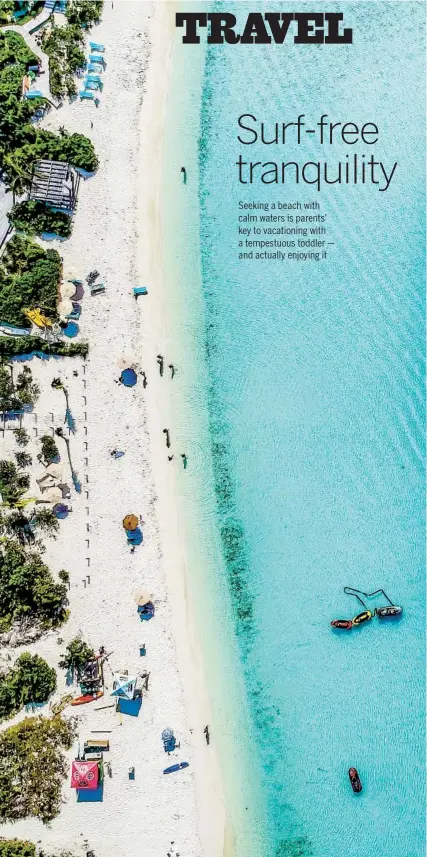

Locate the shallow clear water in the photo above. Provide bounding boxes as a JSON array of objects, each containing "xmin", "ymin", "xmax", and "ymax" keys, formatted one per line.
[{"xmin": 196, "ymin": 3, "xmax": 426, "ymax": 856}]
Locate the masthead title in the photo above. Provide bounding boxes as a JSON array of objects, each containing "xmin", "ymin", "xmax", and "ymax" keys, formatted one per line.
[{"xmin": 175, "ymin": 12, "xmax": 353, "ymax": 44}]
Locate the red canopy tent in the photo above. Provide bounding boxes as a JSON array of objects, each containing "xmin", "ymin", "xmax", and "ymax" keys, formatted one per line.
[{"xmin": 71, "ymin": 760, "xmax": 99, "ymax": 790}]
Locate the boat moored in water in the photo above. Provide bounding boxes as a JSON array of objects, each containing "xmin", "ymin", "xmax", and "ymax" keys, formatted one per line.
[
  {"xmin": 376, "ymin": 605, "xmax": 403, "ymax": 618},
  {"xmin": 331, "ymin": 619, "xmax": 353, "ymax": 630},
  {"xmin": 352, "ymin": 610, "xmax": 372, "ymax": 626},
  {"xmin": 348, "ymin": 767, "xmax": 362, "ymax": 793}
]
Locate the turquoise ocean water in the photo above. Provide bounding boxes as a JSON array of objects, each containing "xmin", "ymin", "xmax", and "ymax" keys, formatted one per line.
[{"xmin": 163, "ymin": 4, "xmax": 425, "ymax": 856}]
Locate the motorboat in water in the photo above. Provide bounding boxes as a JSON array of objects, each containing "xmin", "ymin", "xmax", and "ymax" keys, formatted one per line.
[
  {"xmin": 331, "ymin": 619, "xmax": 353, "ymax": 630},
  {"xmin": 376, "ymin": 605, "xmax": 402, "ymax": 619},
  {"xmin": 348, "ymin": 767, "xmax": 362, "ymax": 793},
  {"xmin": 352, "ymin": 610, "xmax": 372, "ymax": 626}
]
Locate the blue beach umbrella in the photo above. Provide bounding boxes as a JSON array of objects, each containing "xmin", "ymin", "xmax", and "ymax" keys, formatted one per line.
[
  {"xmin": 62, "ymin": 321, "xmax": 79, "ymax": 338},
  {"xmin": 120, "ymin": 368, "xmax": 137, "ymax": 387}
]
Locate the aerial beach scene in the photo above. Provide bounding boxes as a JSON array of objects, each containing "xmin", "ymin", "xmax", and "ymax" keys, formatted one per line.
[{"xmin": 0, "ymin": 3, "xmax": 424, "ymax": 857}]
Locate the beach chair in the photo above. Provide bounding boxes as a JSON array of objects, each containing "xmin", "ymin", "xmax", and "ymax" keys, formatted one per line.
[
  {"xmin": 25, "ymin": 90, "xmax": 44, "ymax": 99},
  {"xmin": 90, "ymin": 54, "xmax": 106, "ymax": 67},
  {"xmin": 90, "ymin": 282, "xmax": 105, "ymax": 295},
  {"xmin": 84, "ymin": 80, "xmax": 102, "ymax": 91},
  {"xmin": 87, "ymin": 64, "xmax": 103, "ymax": 74},
  {"xmin": 133, "ymin": 287, "xmax": 148, "ymax": 298},
  {"xmin": 90, "ymin": 42, "xmax": 105, "ymax": 52},
  {"xmin": 80, "ymin": 90, "xmax": 95, "ymax": 101}
]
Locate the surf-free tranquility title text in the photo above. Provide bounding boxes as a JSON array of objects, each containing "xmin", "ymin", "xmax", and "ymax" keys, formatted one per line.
[{"xmin": 235, "ymin": 115, "xmax": 397, "ymax": 191}]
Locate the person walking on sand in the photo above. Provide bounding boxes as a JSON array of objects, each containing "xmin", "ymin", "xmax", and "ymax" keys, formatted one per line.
[
  {"xmin": 168, "ymin": 364, "xmax": 176, "ymax": 379},
  {"xmin": 163, "ymin": 429, "xmax": 171, "ymax": 448},
  {"xmin": 204, "ymin": 725, "xmax": 210, "ymax": 745},
  {"xmin": 181, "ymin": 453, "xmax": 188, "ymax": 470},
  {"xmin": 157, "ymin": 354, "xmax": 164, "ymax": 377},
  {"xmin": 140, "ymin": 371, "xmax": 147, "ymax": 388},
  {"xmin": 168, "ymin": 455, "xmax": 174, "ymax": 461}
]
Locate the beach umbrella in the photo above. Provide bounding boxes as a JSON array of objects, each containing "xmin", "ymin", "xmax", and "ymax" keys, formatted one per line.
[
  {"xmin": 111, "ymin": 673, "xmax": 137, "ymax": 700},
  {"xmin": 123, "ymin": 514, "xmax": 138, "ymax": 531},
  {"xmin": 58, "ymin": 298, "xmax": 73, "ymax": 320},
  {"xmin": 62, "ymin": 321, "xmax": 79, "ymax": 339},
  {"xmin": 60, "ymin": 282, "xmax": 76, "ymax": 299},
  {"xmin": 71, "ymin": 760, "xmax": 99, "ymax": 790},
  {"xmin": 120, "ymin": 368, "xmax": 137, "ymax": 387},
  {"xmin": 133, "ymin": 589, "xmax": 151, "ymax": 607},
  {"xmin": 53, "ymin": 503, "xmax": 69, "ymax": 519}
]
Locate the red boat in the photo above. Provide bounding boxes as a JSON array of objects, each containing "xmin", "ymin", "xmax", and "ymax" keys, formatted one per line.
[
  {"xmin": 331, "ymin": 619, "xmax": 353, "ymax": 630},
  {"xmin": 71, "ymin": 690, "xmax": 103, "ymax": 706},
  {"xmin": 348, "ymin": 767, "xmax": 362, "ymax": 793}
]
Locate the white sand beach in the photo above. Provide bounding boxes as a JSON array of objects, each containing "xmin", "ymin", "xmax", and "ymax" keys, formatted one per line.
[{"xmin": 0, "ymin": 3, "xmax": 228, "ymax": 857}]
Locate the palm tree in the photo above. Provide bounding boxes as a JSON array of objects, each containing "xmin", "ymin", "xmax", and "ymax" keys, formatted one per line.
[
  {"xmin": 4, "ymin": 154, "xmax": 33, "ymax": 203},
  {"xmin": 51, "ymin": 378, "xmax": 75, "ymax": 433},
  {"xmin": 55, "ymin": 428, "xmax": 80, "ymax": 492}
]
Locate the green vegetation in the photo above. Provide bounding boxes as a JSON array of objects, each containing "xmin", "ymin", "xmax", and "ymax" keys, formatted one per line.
[
  {"xmin": 0, "ymin": 460, "xmax": 30, "ymax": 504},
  {"xmin": 9, "ymin": 200, "xmax": 72, "ymax": 239},
  {"xmin": 0, "ymin": 336, "xmax": 88, "ymax": 359},
  {"xmin": 0, "ymin": 653, "xmax": 56, "ymax": 721},
  {"xmin": 66, "ymin": 0, "xmax": 103, "ymax": 27},
  {"xmin": 13, "ymin": 427, "xmax": 29, "ymax": 447},
  {"xmin": 0, "ymin": 841, "xmax": 36, "ymax": 857},
  {"xmin": 0, "ymin": 539, "xmax": 68, "ymax": 631},
  {"xmin": 3, "ymin": 507, "xmax": 59, "ymax": 546},
  {"xmin": 14, "ymin": 451, "xmax": 32, "ymax": 468},
  {"xmin": 40, "ymin": 24, "xmax": 85, "ymax": 99},
  {"xmin": 0, "ymin": 364, "xmax": 39, "ymax": 412},
  {"xmin": 0, "ymin": 715, "xmax": 75, "ymax": 823},
  {"xmin": 40, "ymin": 434, "xmax": 59, "ymax": 464},
  {"xmin": 59, "ymin": 637, "xmax": 95, "ymax": 676},
  {"xmin": 0, "ymin": 235, "xmax": 61, "ymax": 327}
]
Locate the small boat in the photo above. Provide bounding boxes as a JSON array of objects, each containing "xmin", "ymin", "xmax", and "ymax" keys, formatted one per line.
[
  {"xmin": 163, "ymin": 762, "xmax": 189, "ymax": 775},
  {"xmin": 71, "ymin": 690, "xmax": 103, "ymax": 706},
  {"xmin": 348, "ymin": 767, "xmax": 362, "ymax": 793},
  {"xmin": 376, "ymin": 605, "xmax": 402, "ymax": 619},
  {"xmin": 331, "ymin": 619, "xmax": 353, "ymax": 630},
  {"xmin": 352, "ymin": 610, "xmax": 372, "ymax": 626}
]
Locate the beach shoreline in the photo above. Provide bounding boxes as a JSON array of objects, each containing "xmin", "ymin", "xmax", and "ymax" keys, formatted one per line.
[{"xmin": 0, "ymin": 3, "xmax": 228, "ymax": 856}]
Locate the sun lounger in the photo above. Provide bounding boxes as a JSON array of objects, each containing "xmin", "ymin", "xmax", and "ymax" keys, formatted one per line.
[
  {"xmin": 80, "ymin": 90, "xmax": 95, "ymax": 100},
  {"xmin": 90, "ymin": 42, "xmax": 105, "ymax": 52},
  {"xmin": 87, "ymin": 64, "xmax": 103, "ymax": 74},
  {"xmin": 90, "ymin": 282, "xmax": 105, "ymax": 295},
  {"xmin": 86, "ymin": 75, "xmax": 102, "ymax": 82},
  {"xmin": 133, "ymin": 287, "xmax": 148, "ymax": 297},
  {"xmin": 25, "ymin": 90, "xmax": 44, "ymax": 99},
  {"xmin": 84, "ymin": 80, "xmax": 102, "ymax": 91},
  {"xmin": 90, "ymin": 55, "xmax": 106, "ymax": 66}
]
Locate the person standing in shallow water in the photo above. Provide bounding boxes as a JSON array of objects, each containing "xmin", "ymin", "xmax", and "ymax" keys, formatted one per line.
[
  {"xmin": 181, "ymin": 167, "xmax": 187, "ymax": 184},
  {"xmin": 181, "ymin": 453, "xmax": 187, "ymax": 470},
  {"xmin": 157, "ymin": 354, "xmax": 164, "ymax": 377},
  {"xmin": 169, "ymin": 364, "xmax": 176, "ymax": 379},
  {"xmin": 163, "ymin": 429, "xmax": 171, "ymax": 448}
]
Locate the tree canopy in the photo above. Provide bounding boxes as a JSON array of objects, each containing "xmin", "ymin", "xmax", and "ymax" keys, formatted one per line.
[
  {"xmin": 0, "ymin": 652, "xmax": 57, "ymax": 721},
  {"xmin": 0, "ymin": 539, "xmax": 68, "ymax": 632},
  {"xmin": 0, "ymin": 716, "xmax": 75, "ymax": 823},
  {"xmin": 0, "ymin": 235, "xmax": 61, "ymax": 326}
]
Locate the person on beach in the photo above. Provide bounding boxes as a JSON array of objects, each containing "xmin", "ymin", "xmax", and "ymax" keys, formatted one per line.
[
  {"xmin": 163, "ymin": 428, "xmax": 171, "ymax": 448},
  {"xmin": 204, "ymin": 725, "xmax": 210, "ymax": 745},
  {"xmin": 168, "ymin": 455, "xmax": 174, "ymax": 461},
  {"xmin": 157, "ymin": 354, "xmax": 164, "ymax": 376},
  {"xmin": 169, "ymin": 364, "xmax": 176, "ymax": 379},
  {"xmin": 140, "ymin": 370, "xmax": 147, "ymax": 388},
  {"xmin": 181, "ymin": 166, "xmax": 187, "ymax": 184},
  {"xmin": 181, "ymin": 453, "xmax": 188, "ymax": 469}
]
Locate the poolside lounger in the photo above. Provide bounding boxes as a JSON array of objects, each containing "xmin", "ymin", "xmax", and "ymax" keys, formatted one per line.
[
  {"xmin": 133, "ymin": 287, "xmax": 148, "ymax": 297},
  {"xmin": 90, "ymin": 42, "xmax": 105, "ymax": 52}
]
